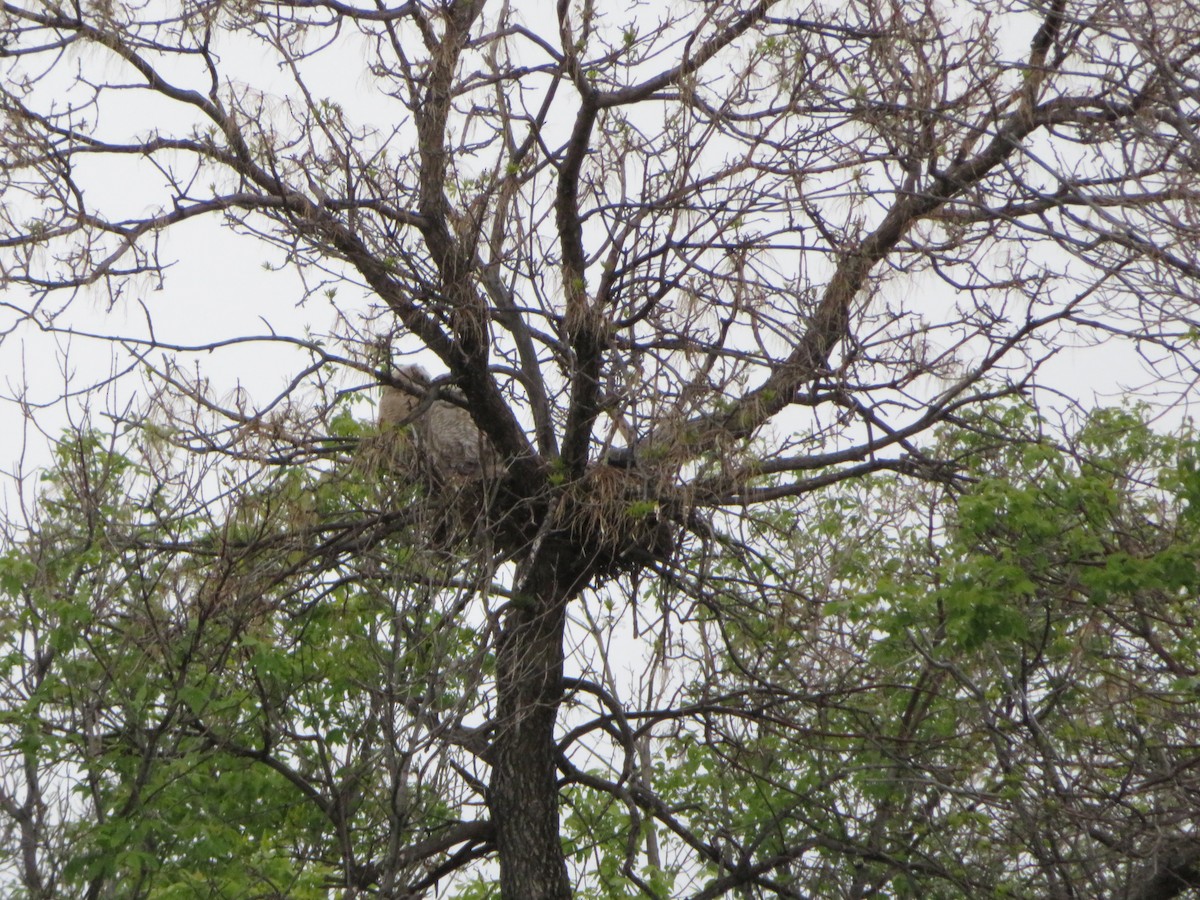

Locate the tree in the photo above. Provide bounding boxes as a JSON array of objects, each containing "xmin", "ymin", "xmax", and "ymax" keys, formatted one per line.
[{"xmin": 1, "ymin": 0, "xmax": 1199, "ymax": 897}]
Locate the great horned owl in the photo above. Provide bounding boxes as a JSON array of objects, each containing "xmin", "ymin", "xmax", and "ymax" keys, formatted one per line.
[{"xmin": 379, "ymin": 365, "xmax": 496, "ymax": 479}]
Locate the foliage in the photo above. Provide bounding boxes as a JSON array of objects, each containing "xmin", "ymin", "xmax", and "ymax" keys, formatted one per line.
[
  {"xmin": 1, "ymin": 430, "xmax": 491, "ymax": 897},
  {"xmin": 6, "ymin": 405, "xmax": 1200, "ymax": 897},
  {"xmin": 646, "ymin": 404, "xmax": 1200, "ymax": 896}
]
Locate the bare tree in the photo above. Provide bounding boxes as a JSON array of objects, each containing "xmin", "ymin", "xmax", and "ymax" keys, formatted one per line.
[{"xmin": 2, "ymin": 0, "xmax": 1200, "ymax": 897}]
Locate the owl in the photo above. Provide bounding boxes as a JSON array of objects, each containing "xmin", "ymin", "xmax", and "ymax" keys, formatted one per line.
[{"xmin": 379, "ymin": 365, "xmax": 496, "ymax": 479}]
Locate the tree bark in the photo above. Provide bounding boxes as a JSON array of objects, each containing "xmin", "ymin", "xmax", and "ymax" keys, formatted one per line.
[{"xmin": 488, "ymin": 546, "xmax": 584, "ymax": 900}]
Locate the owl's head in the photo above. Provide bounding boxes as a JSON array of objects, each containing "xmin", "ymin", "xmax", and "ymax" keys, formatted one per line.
[
  {"xmin": 392, "ymin": 364, "xmax": 431, "ymax": 394},
  {"xmin": 378, "ymin": 365, "xmax": 431, "ymax": 427}
]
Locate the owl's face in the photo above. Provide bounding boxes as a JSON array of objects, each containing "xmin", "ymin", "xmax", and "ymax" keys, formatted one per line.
[
  {"xmin": 379, "ymin": 365, "xmax": 431, "ymax": 426},
  {"xmin": 379, "ymin": 385, "xmax": 420, "ymax": 426}
]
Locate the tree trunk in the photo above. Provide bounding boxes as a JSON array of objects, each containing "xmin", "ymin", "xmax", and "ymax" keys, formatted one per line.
[{"xmin": 488, "ymin": 550, "xmax": 581, "ymax": 900}]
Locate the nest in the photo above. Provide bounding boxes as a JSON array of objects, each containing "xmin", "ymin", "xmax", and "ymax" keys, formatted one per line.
[
  {"xmin": 366, "ymin": 435, "xmax": 677, "ymax": 573},
  {"xmin": 558, "ymin": 463, "xmax": 679, "ymax": 575},
  {"xmin": 373, "ymin": 373, "xmax": 679, "ymax": 572}
]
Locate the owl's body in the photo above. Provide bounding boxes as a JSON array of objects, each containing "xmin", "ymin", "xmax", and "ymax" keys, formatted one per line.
[{"xmin": 379, "ymin": 366, "xmax": 496, "ymax": 479}]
